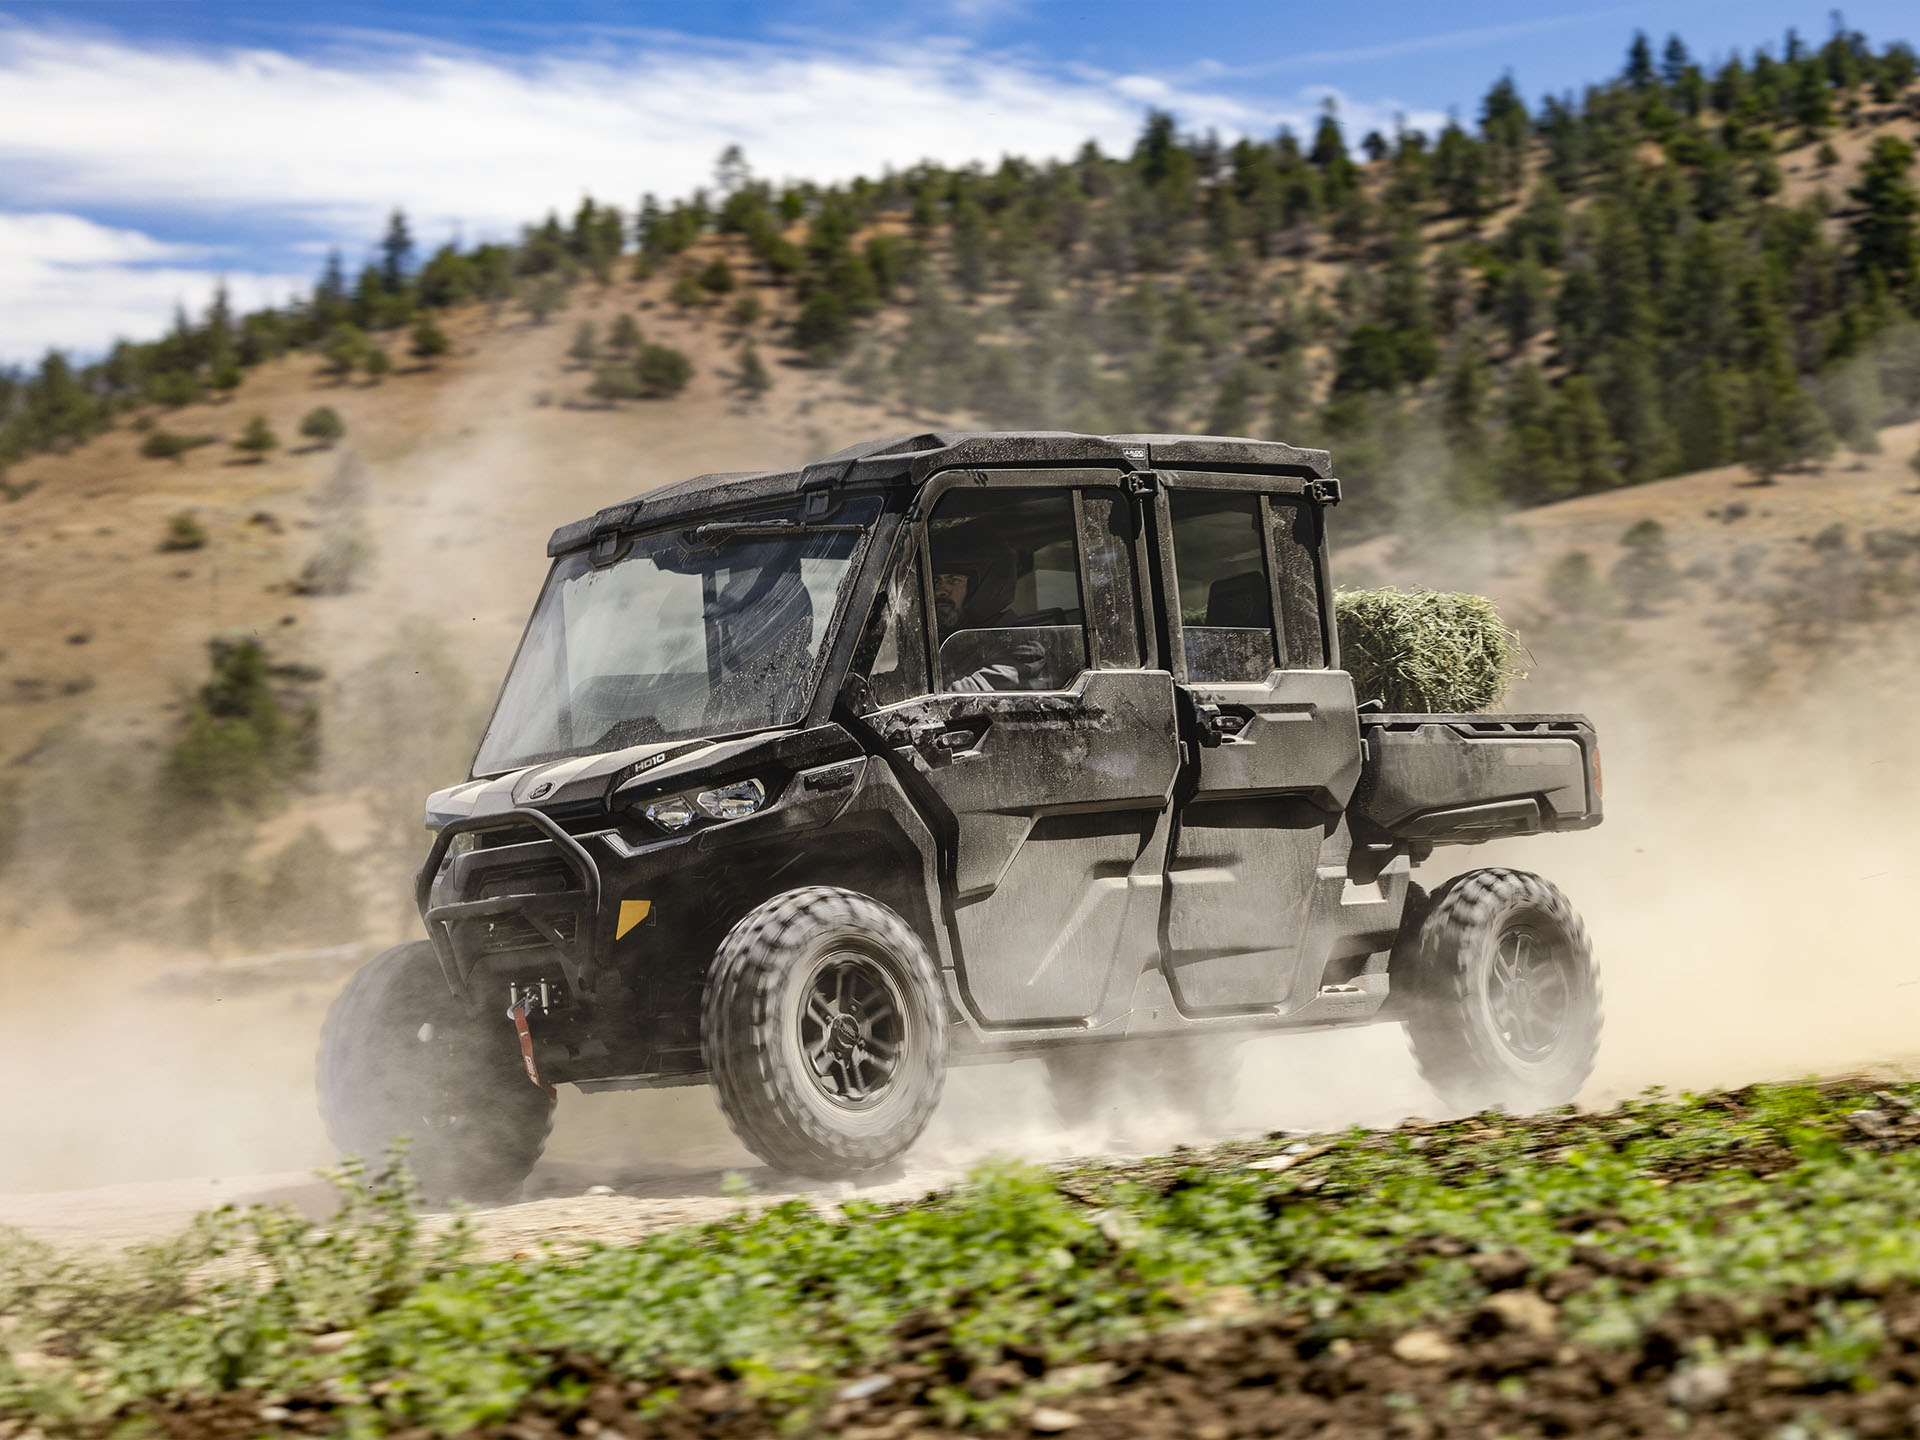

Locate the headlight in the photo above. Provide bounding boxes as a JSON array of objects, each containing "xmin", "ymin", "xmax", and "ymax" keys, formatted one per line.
[
  {"xmin": 697, "ymin": 778, "xmax": 766, "ymax": 820},
  {"xmin": 644, "ymin": 796, "xmax": 699, "ymax": 831}
]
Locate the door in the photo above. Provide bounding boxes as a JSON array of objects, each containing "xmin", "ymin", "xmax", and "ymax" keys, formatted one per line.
[
  {"xmin": 847, "ymin": 472, "xmax": 1179, "ymax": 1027},
  {"xmin": 1158, "ymin": 479, "xmax": 1361, "ymax": 1013}
]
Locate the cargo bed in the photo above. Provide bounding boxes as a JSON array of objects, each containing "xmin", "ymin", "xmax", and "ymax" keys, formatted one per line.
[{"xmin": 1350, "ymin": 713, "xmax": 1601, "ymax": 846}]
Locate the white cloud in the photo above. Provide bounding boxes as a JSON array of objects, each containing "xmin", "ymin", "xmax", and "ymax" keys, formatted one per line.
[
  {"xmin": 0, "ymin": 212, "xmax": 302, "ymax": 363},
  {"xmin": 0, "ymin": 21, "xmax": 1441, "ymax": 359}
]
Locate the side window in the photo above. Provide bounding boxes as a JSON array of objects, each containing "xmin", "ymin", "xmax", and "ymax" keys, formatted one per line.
[
  {"xmin": 928, "ymin": 487, "xmax": 1086, "ymax": 692},
  {"xmin": 1168, "ymin": 491, "xmax": 1278, "ymax": 684},
  {"xmin": 1268, "ymin": 496, "xmax": 1327, "ymax": 668},
  {"xmin": 850, "ymin": 534, "xmax": 930, "ymax": 711},
  {"xmin": 1078, "ymin": 487, "xmax": 1145, "ymax": 669}
]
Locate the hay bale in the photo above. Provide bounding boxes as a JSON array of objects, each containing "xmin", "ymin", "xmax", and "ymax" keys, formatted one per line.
[{"xmin": 1334, "ymin": 587, "xmax": 1522, "ymax": 713}]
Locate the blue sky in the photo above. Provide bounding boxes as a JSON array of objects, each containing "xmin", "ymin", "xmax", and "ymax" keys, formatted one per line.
[{"xmin": 0, "ymin": 0, "xmax": 1912, "ymax": 362}]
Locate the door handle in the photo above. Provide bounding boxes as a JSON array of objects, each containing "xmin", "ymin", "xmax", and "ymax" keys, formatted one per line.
[{"xmin": 915, "ymin": 726, "xmax": 981, "ymax": 764}]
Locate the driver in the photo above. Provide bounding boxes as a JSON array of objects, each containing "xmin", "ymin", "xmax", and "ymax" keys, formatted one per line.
[{"xmin": 931, "ymin": 541, "xmax": 1047, "ymax": 692}]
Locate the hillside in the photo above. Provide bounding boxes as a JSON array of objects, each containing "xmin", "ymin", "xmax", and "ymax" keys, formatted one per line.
[{"xmin": 1, "ymin": 20, "xmax": 1920, "ymax": 1204}]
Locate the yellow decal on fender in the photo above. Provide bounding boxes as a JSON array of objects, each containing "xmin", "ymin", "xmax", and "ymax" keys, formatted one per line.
[{"xmin": 616, "ymin": 899, "xmax": 653, "ymax": 939}]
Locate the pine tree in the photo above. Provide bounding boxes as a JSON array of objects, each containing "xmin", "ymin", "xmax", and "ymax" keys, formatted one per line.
[
  {"xmin": 362, "ymin": 346, "xmax": 391, "ymax": 383},
  {"xmin": 1675, "ymin": 360, "xmax": 1736, "ymax": 470},
  {"xmin": 1498, "ymin": 247, "xmax": 1550, "ymax": 352},
  {"xmin": 1848, "ymin": 137, "xmax": 1919, "ymax": 299},
  {"xmin": 1495, "ymin": 361, "xmax": 1572, "ymax": 502},
  {"xmin": 1556, "ymin": 374, "xmax": 1619, "ymax": 489},
  {"xmin": 380, "ymin": 210, "xmax": 414, "ymax": 292}
]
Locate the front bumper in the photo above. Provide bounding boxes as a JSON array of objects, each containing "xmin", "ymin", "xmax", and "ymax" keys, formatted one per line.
[{"xmin": 415, "ymin": 807, "xmax": 603, "ymax": 1006}]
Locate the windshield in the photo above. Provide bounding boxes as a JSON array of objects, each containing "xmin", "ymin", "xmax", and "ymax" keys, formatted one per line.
[{"xmin": 473, "ymin": 504, "xmax": 873, "ymax": 775}]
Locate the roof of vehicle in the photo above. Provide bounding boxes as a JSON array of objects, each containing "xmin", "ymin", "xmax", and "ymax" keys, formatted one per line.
[{"xmin": 546, "ymin": 430, "xmax": 1333, "ymax": 556}]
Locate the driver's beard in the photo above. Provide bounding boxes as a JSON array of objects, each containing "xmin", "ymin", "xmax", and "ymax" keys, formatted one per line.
[{"xmin": 935, "ymin": 598, "xmax": 963, "ymax": 631}]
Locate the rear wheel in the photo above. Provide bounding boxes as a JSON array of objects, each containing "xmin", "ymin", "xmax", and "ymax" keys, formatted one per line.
[
  {"xmin": 1398, "ymin": 868, "xmax": 1600, "ymax": 1113},
  {"xmin": 704, "ymin": 888, "xmax": 946, "ymax": 1178},
  {"xmin": 317, "ymin": 941, "xmax": 554, "ymax": 1204}
]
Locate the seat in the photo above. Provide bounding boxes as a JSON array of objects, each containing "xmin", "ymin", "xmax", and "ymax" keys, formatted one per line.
[{"xmin": 1205, "ymin": 571, "xmax": 1269, "ymax": 628}]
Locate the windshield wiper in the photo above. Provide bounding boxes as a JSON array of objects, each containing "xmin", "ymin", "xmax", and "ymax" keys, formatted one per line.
[{"xmin": 682, "ymin": 520, "xmax": 865, "ymax": 545}]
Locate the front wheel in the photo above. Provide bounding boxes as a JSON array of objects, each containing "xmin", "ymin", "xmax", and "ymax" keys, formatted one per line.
[
  {"xmin": 703, "ymin": 887, "xmax": 947, "ymax": 1178},
  {"xmin": 316, "ymin": 941, "xmax": 554, "ymax": 1204},
  {"xmin": 1398, "ymin": 868, "xmax": 1601, "ymax": 1114}
]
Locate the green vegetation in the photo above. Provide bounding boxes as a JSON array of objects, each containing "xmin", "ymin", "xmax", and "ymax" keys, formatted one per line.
[
  {"xmin": 728, "ymin": 291, "xmax": 764, "ymax": 328},
  {"xmin": 162, "ymin": 636, "xmax": 315, "ymax": 814},
  {"xmin": 2, "ymin": 23, "xmax": 1917, "ymax": 547},
  {"xmin": 737, "ymin": 339, "xmax": 772, "ymax": 396},
  {"xmin": 232, "ymin": 413, "xmax": 279, "ymax": 460},
  {"xmin": 139, "ymin": 429, "xmax": 212, "ymax": 461},
  {"xmin": 409, "ymin": 316, "xmax": 449, "ymax": 362},
  {"xmin": 9, "ymin": 1082, "xmax": 1920, "ymax": 1435},
  {"xmin": 159, "ymin": 511, "xmax": 207, "ymax": 551},
  {"xmin": 635, "ymin": 342, "xmax": 693, "ymax": 397},
  {"xmin": 299, "ymin": 405, "xmax": 345, "ymax": 447},
  {"xmin": 1610, "ymin": 517, "xmax": 1683, "ymax": 614},
  {"xmin": 1335, "ymin": 588, "xmax": 1522, "ymax": 711}
]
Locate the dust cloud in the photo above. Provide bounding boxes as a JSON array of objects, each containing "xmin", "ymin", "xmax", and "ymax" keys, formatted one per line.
[{"xmin": 3, "ymin": 388, "xmax": 1920, "ymax": 1236}]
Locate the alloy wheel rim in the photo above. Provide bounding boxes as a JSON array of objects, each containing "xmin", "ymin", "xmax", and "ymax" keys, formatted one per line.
[
  {"xmin": 1486, "ymin": 923, "xmax": 1572, "ymax": 1062},
  {"xmin": 798, "ymin": 950, "xmax": 907, "ymax": 1109}
]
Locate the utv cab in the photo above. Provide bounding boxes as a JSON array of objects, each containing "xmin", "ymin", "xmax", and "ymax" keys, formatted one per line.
[{"xmin": 319, "ymin": 432, "xmax": 1603, "ymax": 1200}]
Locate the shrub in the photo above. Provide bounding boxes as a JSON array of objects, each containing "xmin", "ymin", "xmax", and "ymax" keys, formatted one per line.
[
  {"xmin": 569, "ymin": 320, "xmax": 598, "ymax": 365},
  {"xmin": 146, "ymin": 369, "xmax": 205, "ymax": 407},
  {"xmin": 160, "ymin": 511, "xmax": 207, "ymax": 551},
  {"xmin": 728, "ymin": 293, "xmax": 763, "ymax": 328},
  {"xmin": 589, "ymin": 366, "xmax": 645, "ymax": 401},
  {"xmin": 794, "ymin": 291, "xmax": 852, "ymax": 364},
  {"xmin": 1610, "ymin": 517, "xmax": 1681, "ymax": 615},
  {"xmin": 140, "ymin": 430, "xmax": 210, "ymax": 461},
  {"xmin": 698, "ymin": 255, "xmax": 737, "ymax": 295},
  {"xmin": 322, "ymin": 324, "xmax": 370, "ymax": 377},
  {"xmin": 299, "ymin": 406, "xmax": 346, "ymax": 447},
  {"xmin": 521, "ymin": 275, "xmax": 567, "ymax": 325},
  {"xmin": 608, "ymin": 313, "xmax": 642, "ymax": 354},
  {"xmin": 738, "ymin": 341, "xmax": 772, "ymax": 396},
  {"xmin": 231, "ymin": 413, "xmax": 278, "ymax": 460},
  {"xmin": 1544, "ymin": 549, "xmax": 1613, "ymax": 617},
  {"xmin": 669, "ymin": 271, "xmax": 707, "ymax": 310},
  {"xmin": 635, "ymin": 343, "xmax": 693, "ymax": 397},
  {"xmin": 1334, "ymin": 588, "xmax": 1522, "ymax": 713},
  {"xmin": 163, "ymin": 637, "xmax": 303, "ymax": 813},
  {"xmin": 409, "ymin": 317, "xmax": 449, "ymax": 361},
  {"xmin": 362, "ymin": 347, "xmax": 391, "ymax": 382}
]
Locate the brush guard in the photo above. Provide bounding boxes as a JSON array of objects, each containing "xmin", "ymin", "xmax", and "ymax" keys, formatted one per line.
[{"xmin": 415, "ymin": 808, "xmax": 604, "ymax": 1009}]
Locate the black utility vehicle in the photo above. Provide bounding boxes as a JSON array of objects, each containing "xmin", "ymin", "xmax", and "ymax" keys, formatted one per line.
[{"xmin": 319, "ymin": 433, "xmax": 1604, "ymax": 1198}]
